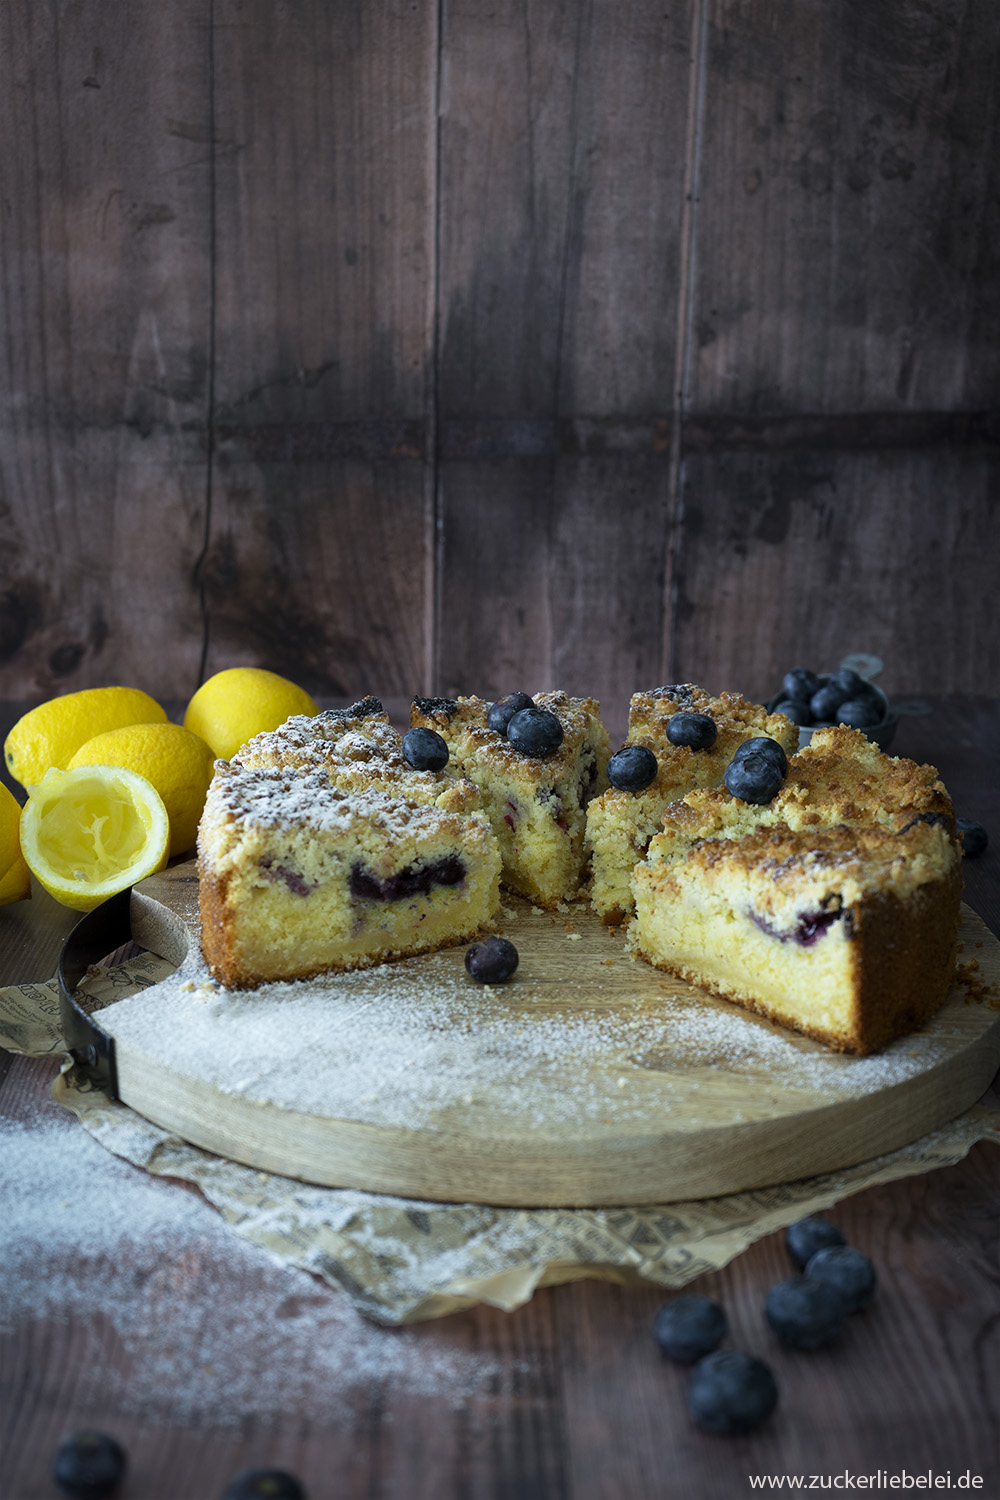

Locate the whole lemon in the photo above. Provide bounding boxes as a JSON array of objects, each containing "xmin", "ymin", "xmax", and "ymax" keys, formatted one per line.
[
  {"xmin": 183, "ymin": 668, "xmax": 319, "ymax": 761},
  {"xmin": 0, "ymin": 781, "xmax": 30, "ymax": 905},
  {"xmin": 69, "ymin": 721, "xmax": 216, "ymax": 858},
  {"xmin": 4, "ymin": 686, "xmax": 167, "ymax": 792}
]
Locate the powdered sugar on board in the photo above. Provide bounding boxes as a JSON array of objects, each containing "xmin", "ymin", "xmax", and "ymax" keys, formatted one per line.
[
  {"xmin": 0, "ymin": 1104, "xmax": 516, "ymax": 1425},
  {"xmin": 96, "ymin": 893, "xmax": 982, "ymax": 1139}
]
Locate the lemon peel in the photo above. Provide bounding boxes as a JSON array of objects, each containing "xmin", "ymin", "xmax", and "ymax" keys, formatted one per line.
[
  {"xmin": 20, "ymin": 765, "xmax": 170, "ymax": 911},
  {"xmin": 70, "ymin": 721, "xmax": 215, "ymax": 858},
  {"xmin": 4, "ymin": 686, "xmax": 167, "ymax": 792},
  {"xmin": 183, "ymin": 667, "xmax": 318, "ymax": 761},
  {"xmin": 0, "ymin": 781, "xmax": 30, "ymax": 905}
]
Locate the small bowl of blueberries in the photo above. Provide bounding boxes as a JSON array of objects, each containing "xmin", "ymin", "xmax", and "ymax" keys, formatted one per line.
[{"xmin": 768, "ymin": 653, "xmax": 897, "ymax": 751}]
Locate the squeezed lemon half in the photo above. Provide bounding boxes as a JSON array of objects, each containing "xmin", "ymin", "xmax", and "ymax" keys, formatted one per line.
[{"xmin": 20, "ymin": 765, "xmax": 170, "ymax": 910}]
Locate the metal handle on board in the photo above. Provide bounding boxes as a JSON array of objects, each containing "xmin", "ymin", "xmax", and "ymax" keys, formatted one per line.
[{"xmin": 57, "ymin": 887, "xmax": 132, "ymax": 1099}]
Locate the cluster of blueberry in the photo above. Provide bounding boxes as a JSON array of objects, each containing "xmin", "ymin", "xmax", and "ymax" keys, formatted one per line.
[
  {"xmin": 652, "ymin": 1214, "xmax": 876, "ymax": 1436},
  {"xmin": 773, "ymin": 667, "xmax": 886, "ymax": 732},
  {"xmin": 51, "ymin": 1432, "xmax": 305, "ymax": 1499},
  {"xmin": 606, "ymin": 712, "xmax": 789, "ymax": 808},
  {"xmin": 488, "ymin": 692, "xmax": 566, "ymax": 758}
]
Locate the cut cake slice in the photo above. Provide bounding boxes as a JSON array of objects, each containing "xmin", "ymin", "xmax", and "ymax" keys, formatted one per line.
[
  {"xmin": 411, "ymin": 691, "xmax": 612, "ymax": 907},
  {"xmin": 629, "ymin": 726, "xmax": 963, "ymax": 1054},
  {"xmin": 586, "ymin": 685, "xmax": 799, "ymax": 923}
]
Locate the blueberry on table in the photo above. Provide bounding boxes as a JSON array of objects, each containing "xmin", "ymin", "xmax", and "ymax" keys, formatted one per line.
[
  {"xmin": 51, "ymin": 1430, "xmax": 126, "ymax": 1499},
  {"xmin": 836, "ymin": 698, "xmax": 883, "ymax": 730},
  {"xmin": 765, "ymin": 1277, "xmax": 846, "ymax": 1350},
  {"xmin": 809, "ymin": 681, "xmax": 849, "ymax": 721},
  {"xmin": 507, "ymin": 706, "xmax": 564, "ymax": 759},
  {"xmin": 784, "ymin": 1214, "xmax": 847, "ymax": 1270},
  {"xmin": 665, "ymin": 711, "xmax": 718, "ymax": 751},
  {"xmin": 782, "ymin": 668, "xmax": 821, "ymax": 704},
  {"xmin": 221, "ymin": 1472, "xmax": 308, "ymax": 1500},
  {"xmin": 724, "ymin": 752, "xmax": 783, "ymax": 805},
  {"xmin": 805, "ymin": 1245, "xmax": 876, "ymax": 1313},
  {"xmin": 653, "ymin": 1294, "xmax": 727, "ymax": 1363},
  {"xmin": 772, "ymin": 698, "xmax": 811, "ymax": 727},
  {"xmin": 688, "ymin": 1350, "xmax": 778, "ymax": 1435},
  {"xmin": 465, "ymin": 935, "xmax": 519, "ymax": 984},
  {"xmin": 731, "ymin": 736, "xmax": 789, "ymax": 776},
  {"xmin": 487, "ymin": 692, "xmax": 535, "ymax": 736},
  {"xmin": 402, "ymin": 726, "xmax": 450, "ymax": 772},
  {"xmin": 957, "ymin": 818, "xmax": 989, "ymax": 858},
  {"xmin": 607, "ymin": 744, "xmax": 658, "ymax": 792}
]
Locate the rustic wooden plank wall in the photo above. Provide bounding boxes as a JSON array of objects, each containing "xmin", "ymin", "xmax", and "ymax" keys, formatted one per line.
[{"xmin": 2, "ymin": 0, "xmax": 997, "ymax": 738}]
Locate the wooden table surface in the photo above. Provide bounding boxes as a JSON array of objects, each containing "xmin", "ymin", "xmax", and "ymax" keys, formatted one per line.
[{"xmin": 2, "ymin": 696, "xmax": 999, "ymax": 1500}]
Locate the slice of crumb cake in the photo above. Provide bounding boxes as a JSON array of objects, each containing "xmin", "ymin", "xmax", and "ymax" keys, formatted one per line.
[
  {"xmin": 586, "ymin": 685, "xmax": 799, "ymax": 923},
  {"xmin": 198, "ymin": 761, "xmax": 502, "ymax": 987},
  {"xmin": 411, "ymin": 692, "xmax": 611, "ymax": 908},
  {"xmin": 629, "ymin": 726, "xmax": 963, "ymax": 1053}
]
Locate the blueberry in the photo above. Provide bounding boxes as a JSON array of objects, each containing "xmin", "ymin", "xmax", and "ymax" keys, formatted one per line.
[
  {"xmin": 731, "ymin": 736, "xmax": 789, "ymax": 776},
  {"xmin": 836, "ymin": 698, "xmax": 882, "ymax": 730},
  {"xmin": 465, "ymin": 935, "xmax": 519, "ymax": 984},
  {"xmin": 653, "ymin": 1294, "xmax": 727, "ymax": 1363},
  {"xmin": 487, "ymin": 692, "xmax": 535, "ymax": 736},
  {"xmin": 688, "ymin": 1350, "xmax": 779, "ymax": 1435},
  {"xmin": 805, "ymin": 1245, "xmax": 876, "ymax": 1313},
  {"xmin": 221, "ymin": 1472, "xmax": 308, "ymax": 1500},
  {"xmin": 665, "ymin": 712, "xmax": 718, "ymax": 751},
  {"xmin": 723, "ymin": 751, "xmax": 783, "ymax": 805},
  {"xmin": 828, "ymin": 667, "xmax": 866, "ymax": 699},
  {"xmin": 809, "ymin": 681, "xmax": 849, "ymax": 721},
  {"xmin": 772, "ymin": 698, "xmax": 812, "ymax": 727},
  {"xmin": 52, "ymin": 1431, "xmax": 126, "ymax": 1499},
  {"xmin": 957, "ymin": 818, "xmax": 989, "ymax": 858},
  {"xmin": 507, "ymin": 707, "xmax": 564, "ymax": 759},
  {"xmin": 765, "ymin": 1277, "xmax": 846, "ymax": 1350},
  {"xmin": 402, "ymin": 726, "xmax": 449, "ymax": 772},
  {"xmin": 782, "ymin": 668, "xmax": 821, "ymax": 705},
  {"xmin": 784, "ymin": 1215, "xmax": 847, "ymax": 1270},
  {"xmin": 607, "ymin": 744, "xmax": 658, "ymax": 792}
]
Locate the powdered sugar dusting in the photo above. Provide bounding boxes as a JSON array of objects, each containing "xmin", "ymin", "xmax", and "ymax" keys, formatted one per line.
[{"xmin": 0, "ymin": 1108, "xmax": 515, "ymax": 1425}]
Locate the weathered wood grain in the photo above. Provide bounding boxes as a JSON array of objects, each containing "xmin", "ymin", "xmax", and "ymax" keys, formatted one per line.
[{"xmin": 0, "ymin": 1, "xmax": 211, "ymax": 700}]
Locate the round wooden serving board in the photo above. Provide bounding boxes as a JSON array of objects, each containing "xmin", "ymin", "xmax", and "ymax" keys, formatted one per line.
[{"xmin": 90, "ymin": 861, "xmax": 1000, "ymax": 1207}]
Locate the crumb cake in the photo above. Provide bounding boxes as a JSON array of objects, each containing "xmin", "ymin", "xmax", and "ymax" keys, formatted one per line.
[
  {"xmin": 630, "ymin": 726, "xmax": 963, "ymax": 1053},
  {"xmin": 411, "ymin": 692, "xmax": 612, "ymax": 907},
  {"xmin": 587, "ymin": 685, "xmax": 799, "ymax": 923},
  {"xmin": 198, "ymin": 760, "xmax": 502, "ymax": 987}
]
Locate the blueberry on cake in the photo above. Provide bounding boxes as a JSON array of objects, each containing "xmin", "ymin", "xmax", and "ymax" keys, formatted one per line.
[
  {"xmin": 587, "ymin": 686, "xmax": 799, "ymax": 923},
  {"xmin": 630, "ymin": 726, "xmax": 963, "ymax": 1053},
  {"xmin": 410, "ymin": 691, "xmax": 612, "ymax": 907},
  {"xmin": 198, "ymin": 760, "xmax": 502, "ymax": 987}
]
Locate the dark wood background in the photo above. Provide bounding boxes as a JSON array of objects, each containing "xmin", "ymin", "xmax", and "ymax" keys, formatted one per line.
[{"xmin": 2, "ymin": 0, "xmax": 998, "ymax": 739}]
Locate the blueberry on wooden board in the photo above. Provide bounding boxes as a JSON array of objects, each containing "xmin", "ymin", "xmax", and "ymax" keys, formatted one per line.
[
  {"xmin": 607, "ymin": 744, "xmax": 658, "ymax": 791},
  {"xmin": 665, "ymin": 711, "xmax": 718, "ymax": 751},
  {"xmin": 487, "ymin": 692, "xmax": 535, "ymax": 736},
  {"xmin": 723, "ymin": 752, "xmax": 783, "ymax": 805},
  {"xmin": 51, "ymin": 1430, "xmax": 126, "ymax": 1499},
  {"xmin": 805, "ymin": 1246, "xmax": 877, "ymax": 1313},
  {"xmin": 772, "ymin": 698, "xmax": 812, "ymax": 726},
  {"xmin": 465, "ymin": 935, "xmax": 519, "ymax": 983},
  {"xmin": 653, "ymin": 1294, "xmax": 727, "ymax": 1363},
  {"xmin": 784, "ymin": 1214, "xmax": 847, "ymax": 1270},
  {"xmin": 221, "ymin": 1471, "xmax": 308, "ymax": 1500},
  {"xmin": 782, "ymin": 668, "xmax": 821, "ymax": 704},
  {"xmin": 731, "ymin": 736, "xmax": 789, "ymax": 776},
  {"xmin": 507, "ymin": 707, "xmax": 564, "ymax": 759},
  {"xmin": 688, "ymin": 1350, "xmax": 778, "ymax": 1435},
  {"xmin": 765, "ymin": 1277, "xmax": 846, "ymax": 1350},
  {"xmin": 957, "ymin": 818, "xmax": 989, "ymax": 858},
  {"xmin": 402, "ymin": 726, "xmax": 450, "ymax": 772}
]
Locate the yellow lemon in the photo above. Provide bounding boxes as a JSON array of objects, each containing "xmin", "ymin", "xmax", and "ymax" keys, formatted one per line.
[
  {"xmin": 69, "ymin": 722, "xmax": 216, "ymax": 858},
  {"xmin": 4, "ymin": 686, "xmax": 167, "ymax": 792},
  {"xmin": 20, "ymin": 765, "xmax": 170, "ymax": 911},
  {"xmin": 183, "ymin": 667, "xmax": 319, "ymax": 761},
  {"xmin": 0, "ymin": 781, "xmax": 30, "ymax": 905}
]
